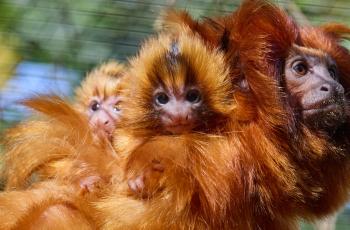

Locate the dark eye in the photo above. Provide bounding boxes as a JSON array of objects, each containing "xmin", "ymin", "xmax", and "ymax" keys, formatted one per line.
[
  {"xmin": 155, "ymin": 92, "xmax": 169, "ymax": 105},
  {"xmin": 186, "ymin": 89, "xmax": 201, "ymax": 103},
  {"xmin": 113, "ymin": 102, "xmax": 121, "ymax": 112},
  {"xmin": 328, "ymin": 67, "xmax": 337, "ymax": 79},
  {"xmin": 292, "ymin": 62, "xmax": 308, "ymax": 76},
  {"xmin": 90, "ymin": 100, "xmax": 100, "ymax": 111}
]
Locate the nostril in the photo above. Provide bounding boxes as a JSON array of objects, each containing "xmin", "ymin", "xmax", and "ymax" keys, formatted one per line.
[
  {"xmin": 320, "ymin": 86, "xmax": 329, "ymax": 92},
  {"xmin": 104, "ymin": 120, "xmax": 109, "ymax": 125}
]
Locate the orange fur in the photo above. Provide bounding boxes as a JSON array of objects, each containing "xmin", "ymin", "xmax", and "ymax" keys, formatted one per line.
[
  {"xmin": 96, "ymin": 8, "xmax": 303, "ymax": 227},
  {"xmin": 0, "ymin": 181, "xmax": 97, "ymax": 230},
  {"xmin": 1, "ymin": 1, "xmax": 350, "ymax": 229},
  {"xmin": 225, "ymin": 0, "xmax": 350, "ymax": 225},
  {"xmin": 157, "ymin": 0, "xmax": 350, "ymax": 228},
  {"xmin": 94, "ymin": 29, "xmax": 237, "ymax": 229},
  {"xmin": 0, "ymin": 62, "xmax": 125, "ymax": 228},
  {"xmin": 299, "ymin": 22, "xmax": 350, "ymax": 228},
  {"xmin": 2, "ymin": 61, "xmax": 124, "ymax": 189},
  {"xmin": 0, "ymin": 96, "xmax": 123, "ymax": 229},
  {"xmin": 290, "ymin": 24, "xmax": 350, "ymax": 218}
]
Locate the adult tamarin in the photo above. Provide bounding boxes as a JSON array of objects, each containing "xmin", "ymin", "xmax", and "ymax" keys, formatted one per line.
[
  {"xmin": 157, "ymin": 0, "xmax": 350, "ymax": 228},
  {"xmin": 290, "ymin": 23, "xmax": 350, "ymax": 220}
]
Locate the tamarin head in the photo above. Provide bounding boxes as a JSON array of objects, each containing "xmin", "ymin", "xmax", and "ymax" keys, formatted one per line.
[
  {"xmin": 284, "ymin": 44, "xmax": 346, "ymax": 130},
  {"xmin": 120, "ymin": 30, "xmax": 234, "ymax": 135},
  {"xmin": 283, "ymin": 25, "xmax": 350, "ymax": 131},
  {"xmin": 75, "ymin": 61, "xmax": 125, "ymax": 139}
]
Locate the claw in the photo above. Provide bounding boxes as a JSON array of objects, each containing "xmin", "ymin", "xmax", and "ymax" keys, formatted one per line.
[
  {"xmin": 128, "ymin": 175, "xmax": 145, "ymax": 193},
  {"xmin": 79, "ymin": 175, "xmax": 101, "ymax": 194}
]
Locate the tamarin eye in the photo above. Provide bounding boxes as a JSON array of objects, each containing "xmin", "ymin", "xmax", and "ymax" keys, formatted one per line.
[
  {"xmin": 90, "ymin": 100, "xmax": 101, "ymax": 111},
  {"xmin": 328, "ymin": 67, "xmax": 337, "ymax": 79},
  {"xmin": 292, "ymin": 61, "xmax": 308, "ymax": 76},
  {"xmin": 113, "ymin": 102, "xmax": 121, "ymax": 112},
  {"xmin": 186, "ymin": 89, "xmax": 201, "ymax": 103},
  {"xmin": 155, "ymin": 93, "xmax": 169, "ymax": 105}
]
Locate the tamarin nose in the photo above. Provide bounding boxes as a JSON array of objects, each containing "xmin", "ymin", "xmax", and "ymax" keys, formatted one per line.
[
  {"xmin": 169, "ymin": 113, "xmax": 189, "ymax": 125},
  {"xmin": 316, "ymin": 83, "xmax": 333, "ymax": 101},
  {"xmin": 318, "ymin": 82, "xmax": 344, "ymax": 99},
  {"xmin": 320, "ymin": 85, "xmax": 329, "ymax": 92}
]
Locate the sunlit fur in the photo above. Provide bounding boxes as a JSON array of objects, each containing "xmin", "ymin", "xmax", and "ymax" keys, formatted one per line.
[
  {"xmin": 2, "ymin": 61, "xmax": 124, "ymax": 190},
  {"xmin": 0, "ymin": 95, "xmax": 126, "ymax": 229},
  {"xmin": 0, "ymin": 181, "xmax": 96, "ymax": 230},
  {"xmin": 93, "ymin": 29, "xmax": 237, "ymax": 229}
]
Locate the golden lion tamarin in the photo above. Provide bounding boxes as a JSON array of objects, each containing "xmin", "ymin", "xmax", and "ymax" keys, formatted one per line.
[
  {"xmin": 157, "ymin": 0, "xmax": 350, "ymax": 228},
  {"xmin": 2, "ymin": 60, "xmax": 124, "ymax": 190},
  {"xmin": 0, "ymin": 61, "xmax": 125, "ymax": 228},
  {"xmin": 0, "ymin": 28, "xmax": 235, "ymax": 230},
  {"xmin": 289, "ymin": 23, "xmax": 350, "ymax": 224},
  {"xmin": 0, "ymin": 95, "xmax": 123, "ymax": 229},
  {"xmin": 74, "ymin": 61, "xmax": 124, "ymax": 140},
  {"xmin": 92, "ymin": 28, "xmax": 237, "ymax": 229},
  {"xmin": 1, "ymin": 1, "xmax": 350, "ymax": 229}
]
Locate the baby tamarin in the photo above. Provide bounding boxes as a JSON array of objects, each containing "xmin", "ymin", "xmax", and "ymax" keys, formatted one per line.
[
  {"xmin": 38, "ymin": 61, "xmax": 125, "ymax": 186},
  {"xmin": 0, "ymin": 61, "xmax": 126, "ymax": 228},
  {"xmin": 75, "ymin": 61, "xmax": 124, "ymax": 141},
  {"xmin": 2, "ymin": 60, "xmax": 125, "ymax": 190},
  {"xmin": 0, "ymin": 95, "xmax": 122, "ymax": 230},
  {"xmin": 94, "ymin": 29, "xmax": 236, "ymax": 229}
]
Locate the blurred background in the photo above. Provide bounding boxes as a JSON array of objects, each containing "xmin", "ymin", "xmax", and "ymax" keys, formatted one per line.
[{"xmin": 0, "ymin": 0, "xmax": 349, "ymax": 229}]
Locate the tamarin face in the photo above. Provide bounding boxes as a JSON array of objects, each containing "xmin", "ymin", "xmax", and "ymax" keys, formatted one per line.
[
  {"xmin": 122, "ymin": 32, "xmax": 234, "ymax": 135},
  {"xmin": 87, "ymin": 94, "xmax": 122, "ymax": 136},
  {"xmin": 153, "ymin": 84, "xmax": 202, "ymax": 134},
  {"xmin": 285, "ymin": 45, "xmax": 346, "ymax": 130},
  {"xmin": 291, "ymin": 24, "xmax": 350, "ymax": 132},
  {"xmin": 148, "ymin": 42, "xmax": 210, "ymax": 134},
  {"xmin": 75, "ymin": 61, "xmax": 125, "ymax": 139}
]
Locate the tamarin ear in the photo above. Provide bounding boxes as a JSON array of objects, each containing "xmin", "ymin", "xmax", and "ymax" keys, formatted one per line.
[
  {"xmin": 154, "ymin": 9, "xmax": 196, "ymax": 34},
  {"xmin": 320, "ymin": 23, "xmax": 350, "ymax": 40},
  {"xmin": 154, "ymin": 9, "xmax": 224, "ymax": 47}
]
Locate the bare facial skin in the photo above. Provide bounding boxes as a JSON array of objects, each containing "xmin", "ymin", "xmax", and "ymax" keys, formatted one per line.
[
  {"xmin": 285, "ymin": 45, "xmax": 346, "ymax": 130},
  {"xmin": 153, "ymin": 86, "xmax": 202, "ymax": 134},
  {"xmin": 87, "ymin": 96, "xmax": 122, "ymax": 139}
]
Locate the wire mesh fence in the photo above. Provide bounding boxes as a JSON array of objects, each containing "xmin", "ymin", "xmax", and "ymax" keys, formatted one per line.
[{"xmin": 0, "ymin": 0, "xmax": 349, "ymax": 229}]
